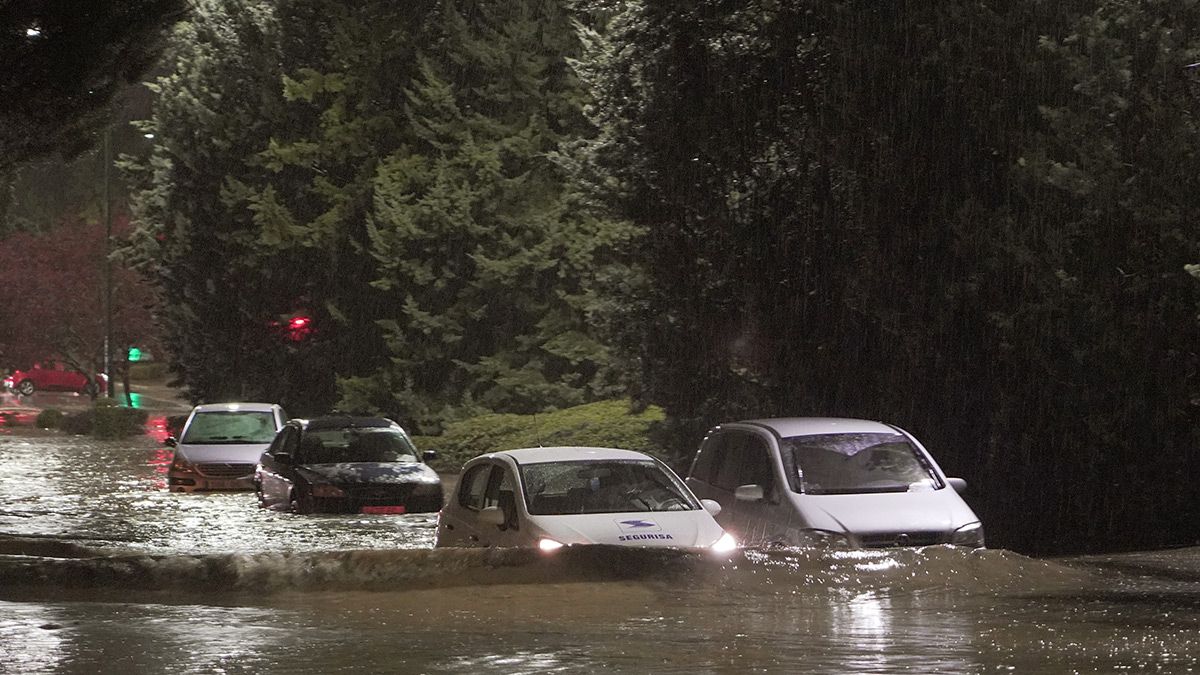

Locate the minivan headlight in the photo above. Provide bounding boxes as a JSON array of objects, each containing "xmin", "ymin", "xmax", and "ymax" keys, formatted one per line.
[
  {"xmin": 951, "ymin": 521, "xmax": 985, "ymax": 548},
  {"xmin": 170, "ymin": 453, "xmax": 195, "ymax": 472}
]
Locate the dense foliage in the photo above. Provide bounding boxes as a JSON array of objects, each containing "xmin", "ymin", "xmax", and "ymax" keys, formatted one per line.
[
  {"xmin": 0, "ymin": 217, "xmax": 159, "ymax": 378},
  {"xmin": 127, "ymin": 0, "xmax": 632, "ymax": 423},
  {"xmin": 411, "ymin": 399, "xmax": 665, "ymax": 472}
]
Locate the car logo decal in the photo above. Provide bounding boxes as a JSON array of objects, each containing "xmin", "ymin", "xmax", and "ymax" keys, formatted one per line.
[{"xmin": 617, "ymin": 519, "xmax": 660, "ymax": 532}]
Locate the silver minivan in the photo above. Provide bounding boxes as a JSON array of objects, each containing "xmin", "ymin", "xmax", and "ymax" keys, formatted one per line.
[{"xmin": 685, "ymin": 417, "xmax": 984, "ymax": 548}]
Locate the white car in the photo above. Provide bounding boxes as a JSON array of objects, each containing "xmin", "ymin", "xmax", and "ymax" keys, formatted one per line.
[
  {"xmin": 167, "ymin": 402, "xmax": 287, "ymax": 492},
  {"xmin": 685, "ymin": 418, "xmax": 985, "ymax": 548},
  {"xmin": 436, "ymin": 447, "xmax": 737, "ymax": 553}
]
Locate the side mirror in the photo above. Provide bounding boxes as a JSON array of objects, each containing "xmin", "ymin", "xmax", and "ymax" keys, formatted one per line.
[
  {"xmin": 422, "ymin": 450, "xmax": 437, "ymax": 462},
  {"xmin": 275, "ymin": 451, "xmax": 293, "ymax": 465},
  {"xmin": 734, "ymin": 484, "xmax": 766, "ymax": 502},
  {"xmin": 479, "ymin": 505, "xmax": 506, "ymax": 527},
  {"xmin": 164, "ymin": 436, "xmax": 177, "ymax": 448},
  {"xmin": 700, "ymin": 498, "xmax": 722, "ymax": 517},
  {"xmin": 947, "ymin": 477, "xmax": 968, "ymax": 494}
]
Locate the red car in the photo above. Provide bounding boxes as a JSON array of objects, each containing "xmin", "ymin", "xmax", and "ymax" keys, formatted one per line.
[{"xmin": 4, "ymin": 361, "xmax": 107, "ymax": 396}]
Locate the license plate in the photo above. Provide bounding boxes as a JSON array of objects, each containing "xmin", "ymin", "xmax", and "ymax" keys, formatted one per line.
[{"xmin": 361, "ymin": 505, "xmax": 406, "ymax": 515}]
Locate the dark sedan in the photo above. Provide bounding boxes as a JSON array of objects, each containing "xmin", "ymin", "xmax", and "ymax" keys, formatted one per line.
[{"xmin": 255, "ymin": 416, "xmax": 443, "ymax": 514}]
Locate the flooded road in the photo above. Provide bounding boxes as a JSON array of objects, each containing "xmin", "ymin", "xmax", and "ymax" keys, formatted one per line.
[{"xmin": 2, "ymin": 432, "xmax": 1199, "ymax": 673}]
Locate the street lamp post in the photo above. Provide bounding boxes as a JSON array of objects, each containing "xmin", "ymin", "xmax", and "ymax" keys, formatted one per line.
[{"xmin": 102, "ymin": 126, "xmax": 113, "ymax": 394}]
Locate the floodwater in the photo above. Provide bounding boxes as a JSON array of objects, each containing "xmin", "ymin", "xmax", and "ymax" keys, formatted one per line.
[{"xmin": 1, "ymin": 431, "xmax": 1199, "ymax": 673}]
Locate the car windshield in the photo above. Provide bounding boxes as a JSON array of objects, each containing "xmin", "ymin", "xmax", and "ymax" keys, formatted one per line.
[
  {"xmin": 297, "ymin": 428, "xmax": 418, "ymax": 464},
  {"xmin": 520, "ymin": 459, "xmax": 699, "ymax": 515},
  {"xmin": 181, "ymin": 411, "xmax": 277, "ymax": 444},
  {"xmin": 782, "ymin": 433, "xmax": 941, "ymax": 494}
]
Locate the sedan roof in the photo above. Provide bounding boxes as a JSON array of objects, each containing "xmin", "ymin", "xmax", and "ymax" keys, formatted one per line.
[
  {"xmin": 497, "ymin": 446, "xmax": 655, "ymax": 465},
  {"xmin": 730, "ymin": 417, "xmax": 901, "ymax": 438},
  {"xmin": 191, "ymin": 402, "xmax": 279, "ymax": 413},
  {"xmin": 302, "ymin": 416, "xmax": 397, "ymax": 431}
]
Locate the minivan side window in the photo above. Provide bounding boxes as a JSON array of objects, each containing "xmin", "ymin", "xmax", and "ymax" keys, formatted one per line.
[
  {"xmin": 711, "ymin": 433, "xmax": 744, "ymax": 491},
  {"xmin": 713, "ymin": 432, "xmax": 775, "ymax": 496}
]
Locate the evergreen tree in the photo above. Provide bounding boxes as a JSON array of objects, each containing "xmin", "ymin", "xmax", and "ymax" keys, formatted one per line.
[
  {"xmin": 124, "ymin": 0, "xmax": 321, "ymax": 409},
  {"xmin": 351, "ymin": 0, "xmax": 633, "ymax": 428}
]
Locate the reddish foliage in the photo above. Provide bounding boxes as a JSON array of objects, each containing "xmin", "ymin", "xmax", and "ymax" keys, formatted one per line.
[{"xmin": 0, "ymin": 216, "xmax": 161, "ymax": 372}]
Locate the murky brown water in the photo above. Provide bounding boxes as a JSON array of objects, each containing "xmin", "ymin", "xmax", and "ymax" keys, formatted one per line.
[{"xmin": 1, "ymin": 432, "xmax": 1199, "ymax": 673}]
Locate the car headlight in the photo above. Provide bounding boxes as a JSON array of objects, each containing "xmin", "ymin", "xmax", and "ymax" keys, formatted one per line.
[
  {"xmin": 951, "ymin": 522, "xmax": 985, "ymax": 548},
  {"xmin": 170, "ymin": 454, "xmax": 195, "ymax": 472},
  {"xmin": 798, "ymin": 529, "xmax": 853, "ymax": 549},
  {"xmin": 710, "ymin": 532, "xmax": 738, "ymax": 554},
  {"xmin": 310, "ymin": 484, "xmax": 346, "ymax": 498},
  {"xmin": 538, "ymin": 538, "xmax": 564, "ymax": 552}
]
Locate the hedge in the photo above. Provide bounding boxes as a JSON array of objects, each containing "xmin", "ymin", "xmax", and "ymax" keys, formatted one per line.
[{"xmin": 411, "ymin": 399, "xmax": 666, "ymax": 473}]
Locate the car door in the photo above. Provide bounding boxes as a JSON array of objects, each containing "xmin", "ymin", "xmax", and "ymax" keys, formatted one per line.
[
  {"xmin": 694, "ymin": 430, "xmax": 784, "ymax": 545},
  {"xmin": 441, "ymin": 461, "xmax": 524, "ymax": 547},
  {"xmin": 257, "ymin": 426, "xmax": 299, "ymax": 508}
]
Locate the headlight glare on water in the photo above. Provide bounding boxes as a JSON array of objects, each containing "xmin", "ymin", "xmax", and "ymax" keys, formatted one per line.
[{"xmin": 710, "ymin": 532, "xmax": 738, "ymax": 554}]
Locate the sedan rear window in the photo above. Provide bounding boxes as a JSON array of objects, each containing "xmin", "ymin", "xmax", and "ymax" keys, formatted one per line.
[
  {"xmin": 520, "ymin": 459, "xmax": 699, "ymax": 515},
  {"xmin": 182, "ymin": 411, "xmax": 278, "ymax": 444},
  {"xmin": 782, "ymin": 433, "xmax": 941, "ymax": 494},
  {"xmin": 298, "ymin": 428, "xmax": 418, "ymax": 464}
]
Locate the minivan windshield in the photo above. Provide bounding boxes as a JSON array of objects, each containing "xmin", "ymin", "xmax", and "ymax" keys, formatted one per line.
[
  {"xmin": 521, "ymin": 459, "xmax": 699, "ymax": 515},
  {"xmin": 782, "ymin": 433, "xmax": 941, "ymax": 494},
  {"xmin": 181, "ymin": 411, "xmax": 278, "ymax": 444}
]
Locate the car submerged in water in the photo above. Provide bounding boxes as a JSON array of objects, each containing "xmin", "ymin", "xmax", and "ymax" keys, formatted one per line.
[
  {"xmin": 685, "ymin": 417, "xmax": 984, "ymax": 549},
  {"xmin": 254, "ymin": 415, "xmax": 443, "ymax": 515},
  {"xmin": 436, "ymin": 447, "xmax": 737, "ymax": 553},
  {"xmin": 167, "ymin": 402, "xmax": 287, "ymax": 492}
]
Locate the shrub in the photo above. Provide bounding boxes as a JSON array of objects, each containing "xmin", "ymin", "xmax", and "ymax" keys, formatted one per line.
[
  {"xmin": 36, "ymin": 408, "xmax": 65, "ymax": 429},
  {"xmin": 128, "ymin": 362, "xmax": 168, "ymax": 381},
  {"xmin": 91, "ymin": 398, "xmax": 149, "ymax": 439},
  {"xmin": 411, "ymin": 399, "xmax": 666, "ymax": 472}
]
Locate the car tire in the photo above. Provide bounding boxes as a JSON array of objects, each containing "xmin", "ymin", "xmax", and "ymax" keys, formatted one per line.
[
  {"xmin": 82, "ymin": 382, "xmax": 98, "ymax": 397},
  {"xmin": 290, "ymin": 490, "xmax": 314, "ymax": 515},
  {"xmin": 15, "ymin": 380, "xmax": 34, "ymax": 396}
]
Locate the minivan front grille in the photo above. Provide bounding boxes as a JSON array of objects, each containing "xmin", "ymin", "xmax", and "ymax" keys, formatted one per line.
[
  {"xmin": 858, "ymin": 531, "xmax": 945, "ymax": 548},
  {"xmin": 196, "ymin": 463, "xmax": 255, "ymax": 478}
]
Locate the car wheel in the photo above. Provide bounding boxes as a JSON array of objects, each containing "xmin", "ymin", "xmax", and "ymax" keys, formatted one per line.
[
  {"xmin": 15, "ymin": 380, "xmax": 34, "ymax": 396},
  {"xmin": 82, "ymin": 382, "xmax": 98, "ymax": 397},
  {"xmin": 290, "ymin": 490, "xmax": 314, "ymax": 514}
]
